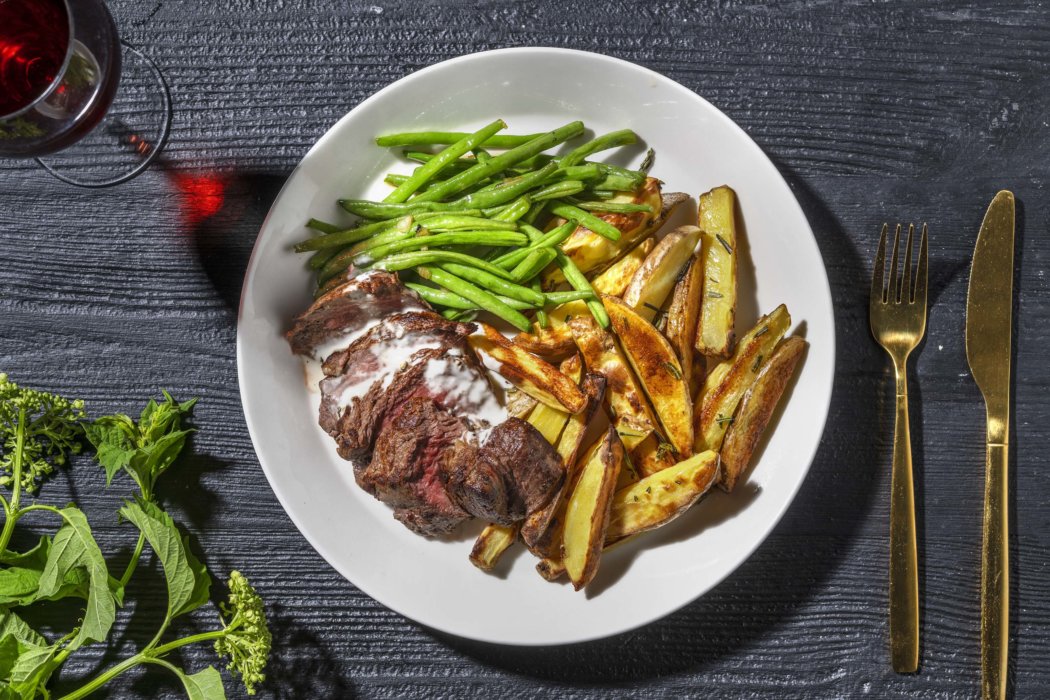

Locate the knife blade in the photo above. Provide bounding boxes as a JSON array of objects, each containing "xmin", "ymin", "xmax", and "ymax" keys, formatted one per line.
[{"xmin": 965, "ymin": 190, "xmax": 1015, "ymax": 700}]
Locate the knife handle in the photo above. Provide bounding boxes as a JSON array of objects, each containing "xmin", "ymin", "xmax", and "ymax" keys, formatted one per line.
[
  {"xmin": 981, "ymin": 442, "xmax": 1009, "ymax": 700},
  {"xmin": 889, "ymin": 379, "xmax": 919, "ymax": 673}
]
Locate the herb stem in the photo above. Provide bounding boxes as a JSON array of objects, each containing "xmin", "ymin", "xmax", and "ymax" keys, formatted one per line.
[
  {"xmin": 150, "ymin": 627, "xmax": 230, "ymax": 658},
  {"xmin": 119, "ymin": 532, "xmax": 147, "ymax": 588},
  {"xmin": 0, "ymin": 408, "xmax": 27, "ymax": 553},
  {"xmin": 57, "ymin": 652, "xmax": 147, "ymax": 700}
]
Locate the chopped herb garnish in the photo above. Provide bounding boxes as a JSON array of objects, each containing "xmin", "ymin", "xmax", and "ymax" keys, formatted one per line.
[
  {"xmin": 715, "ymin": 415, "xmax": 735, "ymax": 426},
  {"xmin": 754, "ymin": 325, "xmax": 770, "ymax": 338},
  {"xmin": 663, "ymin": 361, "xmax": 682, "ymax": 380},
  {"xmin": 707, "ymin": 290, "xmax": 724, "ymax": 299},
  {"xmin": 716, "ymin": 233, "xmax": 734, "ymax": 254},
  {"xmin": 640, "ymin": 147, "xmax": 655, "ymax": 174},
  {"xmin": 643, "ymin": 302, "xmax": 662, "ymax": 313},
  {"xmin": 645, "ymin": 486, "xmax": 651, "ymax": 494},
  {"xmin": 751, "ymin": 354, "xmax": 763, "ymax": 373}
]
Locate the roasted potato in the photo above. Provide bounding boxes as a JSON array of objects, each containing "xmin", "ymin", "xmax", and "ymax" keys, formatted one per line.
[
  {"xmin": 469, "ymin": 523, "xmax": 519, "ymax": 571},
  {"xmin": 603, "ymin": 296, "xmax": 693, "ymax": 458},
  {"xmin": 665, "ymin": 253, "xmax": 704, "ymax": 395},
  {"xmin": 695, "ymin": 185, "xmax": 738, "ymax": 358},
  {"xmin": 470, "ymin": 323, "xmax": 586, "ymax": 413},
  {"xmin": 563, "ymin": 427, "xmax": 624, "ymax": 590},
  {"xmin": 720, "ymin": 336, "xmax": 806, "ymax": 491},
  {"xmin": 522, "ymin": 372, "xmax": 606, "ymax": 555},
  {"xmin": 544, "ymin": 181, "xmax": 689, "ymax": 283},
  {"xmin": 568, "ymin": 315, "xmax": 657, "ymax": 449},
  {"xmin": 505, "ymin": 387, "xmax": 538, "ymax": 419},
  {"xmin": 606, "ymin": 450, "xmax": 720, "ymax": 545},
  {"xmin": 524, "ymin": 355, "xmax": 581, "ymax": 444},
  {"xmin": 513, "ymin": 321, "xmax": 577, "ymax": 359},
  {"xmin": 694, "ymin": 305, "xmax": 791, "ymax": 452},
  {"xmin": 591, "ymin": 237, "xmax": 656, "ymax": 297},
  {"xmin": 622, "ymin": 225, "xmax": 702, "ymax": 321},
  {"xmin": 630, "ymin": 433, "xmax": 679, "ymax": 477}
]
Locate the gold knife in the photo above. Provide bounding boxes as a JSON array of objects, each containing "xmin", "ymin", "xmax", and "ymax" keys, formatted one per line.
[{"xmin": 965, "ymin": 190, "xmax": 1015, "ymax": 700}]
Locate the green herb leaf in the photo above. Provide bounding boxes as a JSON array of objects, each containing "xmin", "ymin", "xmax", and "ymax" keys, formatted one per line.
[
  {"xmin": 120, "ymin": 499, "xmax": 210, "ymax": 620},
  {"xmin": 171, "ymin": 665, "xmax": 227, "ymax": 700},
  {"xmin": 0, "ymin": 610, "xmax": 43, "ymax": 650},
  {"xmin": 37, "ymin": 507, "xmax": 116, "ymax": 650},
  {"xmin": 663, "ymin": 362, "xmax": 682, "ymax": 380},
  {"xmin": 0, "ymin": 635, "xmax": 19, "ymax": 680},
  {"xmin": 0, "ymin": 537, "xmax": 89, "ymax": 606}
]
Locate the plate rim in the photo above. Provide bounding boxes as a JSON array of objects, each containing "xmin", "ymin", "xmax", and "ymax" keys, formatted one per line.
[{"xmin": 236, "ymin": 45, "xmax": 836, "ymax": 646}]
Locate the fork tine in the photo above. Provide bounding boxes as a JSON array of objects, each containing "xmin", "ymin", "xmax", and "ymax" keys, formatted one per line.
[
  {"xmin": 902, "ymin": 223, "xmax": 915, "ymax": 302},
  {"xmin": 888, "ymin": 223, "xmax": 902, "ymax": 303},
  {"xmin": 871, "ymin": 223, "xmax": 888, "ymax": 303},
  {"xmin": 914, "ymin": 223, "xmax": 928, "ymax": 307}
]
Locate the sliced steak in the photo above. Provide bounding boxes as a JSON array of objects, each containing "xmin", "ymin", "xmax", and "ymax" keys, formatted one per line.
[
  {"xmin": 358, "ymin": 397, "xmax": 471, "ymax": 536},
  {"xmin": 285, "ymin": 270, "xmax": 424, "ymax": 360},
  {"xmin": 317, "ymin": 311, "xmax": 491, "ymax": 463},
  {"xmin": 442, "ymin": 418, "xmax": 564, "ymax": 526}
]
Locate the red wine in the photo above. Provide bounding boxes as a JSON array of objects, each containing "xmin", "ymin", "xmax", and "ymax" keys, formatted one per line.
[{"xmin": 0, "ymin": 0, "xmax": 71, "ymax": 117}]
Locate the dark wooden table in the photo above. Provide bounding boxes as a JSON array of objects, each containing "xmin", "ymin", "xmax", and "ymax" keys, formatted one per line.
[{"xmin": 3, "ymin": 1, "xmax": 1048, "ymax": 697}]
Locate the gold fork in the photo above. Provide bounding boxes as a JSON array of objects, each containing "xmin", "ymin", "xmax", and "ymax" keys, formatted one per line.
[{"xmin": 870, "ymin": 222, "xmax": 929, "ymax": 673}]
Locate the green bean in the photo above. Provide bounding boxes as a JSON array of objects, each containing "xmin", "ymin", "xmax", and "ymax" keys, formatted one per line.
[
  {"xmin": 442, "ymin": 308, "xmax": 478, "ymax": 322},
  {"xmin": 438, "ymin": 262, "xmax": 545, "ymax": 305},
  {"xmin": 570, "ymin": 200, "xmax": 654, "ymax": 214},
  {"xmin": 295, "ymin": 215, "xmax": 412, "ymax": 252},
  {"xmin": 308, "ymin": 246, "xmax": 342, "ymax": 270},
  {"xmin": 510, "ymin": 247, "xmax": 557, "ymax": 282},
  {"xmin": 449, "ymin": 162, "xmax": 558, "ymax": 210},
  {"xmin": 349, "ymin": 226, "xmax": 418, "ymax": 255},
  {"xmin": 560, "ymin": 129, "xmax": 638, "ymax": 167},
  {"xmin": 338, "ymin": 198, "xmax": 464, "ymax": 219},
  {"xmin": 369, "ymin": 250, "xmax": 514, "ymax": 280},
  {"xmin": 522, "ymin": 200, "xmax": 548, "ymax": 226},
  {"xmin": 357, "ymin": 231, "xmax": 527, "ymax": 264},
  {"xmin": 530, "ymin": 180, "xmax": 586, "ymax": 201},
  {"xmin": 489, "ymin": 196, "xmax": 531, "ymax": 222},
  {"xmin": 544, "ymin": 290, "xmax": 598, "ymax": 305},
  {"xmin": 417, "ymin": 266, "xmax": 532, "ymax": 332},
  {"xmin": 384, "ymin": 173, "xmax": 409, "ymax": 187},
  {"xmin": 555, "ymin": 251, "xmax": 609, "ymax": 328},
  {"xmin": 492, "ymin": 220, "xmax": 576, "ymax": 270},
  {"xmin": 532, "ymin": 279, "xmax": 549, "ymax": 329},
  {"xmin": 411, "ymin": 121, "xmax": 584, "ymax": 203},
  {"xmin": 306, "ymin": 218, "xmax": 343, "ymax": 234},
  {"xmin": 377, "ymin": 131, "xmax": 546, "ymax": 149},
  {"xmin": 544, "ymin": 163, "xmax": 602, "ymax": 182},
  {"xmin": 548, "ymin": 201, "xmax": 622, "ymax": 241},
  {"xmin": 412, "ymin": 214, "xmax": 518, "ymax": 231},
  {"xmin": 405, "ymin": 281, "xmax": 534, "ymax": 311},
  {"xmin": 384, "ymin": 119, "xmax": 506, "ymax": 203}
]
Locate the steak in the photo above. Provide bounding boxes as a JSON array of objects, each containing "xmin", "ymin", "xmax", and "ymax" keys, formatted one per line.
[
  {"xmin": 285, "ymin": 271, "xmax": 424, "ymax": 360},
  {"xmin": 357, "ymin": 397, "xmax": 471, "ymax": 536},
  {"xmin": 317, "ymin": 311, "xmax": 483, "ymax": 462},
  {"xmin": 442, "ymin": 418, "xmax": 564, "ymax": 526}
]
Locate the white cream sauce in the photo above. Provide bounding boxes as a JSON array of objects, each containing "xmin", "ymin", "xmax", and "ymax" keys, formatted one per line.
[{"xmin": 423, "ymin": 353, "xmax": 507, "ymax": 428}]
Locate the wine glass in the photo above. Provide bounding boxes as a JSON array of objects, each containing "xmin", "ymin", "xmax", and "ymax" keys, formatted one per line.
[{"xmin": 0, "ymin": 0, "xmax": 171, "ymax": 187}]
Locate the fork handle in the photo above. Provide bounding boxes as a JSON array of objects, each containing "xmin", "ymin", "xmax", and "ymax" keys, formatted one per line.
[
  {"xmin": 889, "ymin": 370, "xmax": 919, "ymax": 672},
  {"xmin": 980, "ymin": 441, "xmax": 1009, "ymax": 700}
]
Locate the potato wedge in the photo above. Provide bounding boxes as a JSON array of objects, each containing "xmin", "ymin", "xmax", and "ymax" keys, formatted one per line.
[
  {"xmin": 622, "ymin": 225, "xmax": 702, "ymax": 321},
  {"xmin": 606, "ymin": 450, "xmax": 720, "ymax": 545},
  {"xmin": 568, "ymin": 315, "xmax": 657, "ymax": 449},
  {"xmin": 591, "ymin": 237, "xmax": 656, "ymax": 297},
  {"xmin": 695, "ymin": 185, "xmax": 738, "ymax": 358},
  {"xmin": 563, "ymin": 427, "xmax": 624, "ymax": 590},
  {"xmin": 525, "ymin": 355, "xmax": 581, "ymax": 444},
  {"xmin": 694, "ymin": 305, "xmax": 791, "ymax": 451},
  {"xmin": 469, "ymin": 523, "xmax": 519, "ymax": 571},
  {"xmin": 603, "ymin": 296, "xmax": 693, "ymax": 458},
  {"xmin": 630, "ymin": 433, "xmax": 678, "ymax": 477},
  {"xmin": 513, "ymin": 320, "xmax": 576, "ymax": 359},
  {"xmin": 470, "ymin": 323, "xmax": 586, "ymax": 413},
  {"xmin": 665, "ymin": 253, "xmax": 704, "ymax": 393},
  {"xmin": 522, "ymin": 372, "xmax": 606, "ymax": 554},
  {"xmin": 505, "ymin": 387, "xmax": 538, "ymax": 419},
  {"xmin": 720, "ymin": 336, "xmax": 806, "ymax": 491},
  {"xmin": 544, "ymin": 180, "xmax": 689, "ymax": 283}
]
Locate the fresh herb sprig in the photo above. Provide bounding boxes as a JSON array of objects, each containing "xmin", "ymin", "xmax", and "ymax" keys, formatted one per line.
[{"xmin": 0, "ymin": 374, "xmax": 271, "ymax": 699}]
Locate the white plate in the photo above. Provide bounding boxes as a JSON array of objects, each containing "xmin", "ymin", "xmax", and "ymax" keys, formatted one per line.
[{"xmin": 238, "ymin": 47, "xmax": 835, "ymax": 646}]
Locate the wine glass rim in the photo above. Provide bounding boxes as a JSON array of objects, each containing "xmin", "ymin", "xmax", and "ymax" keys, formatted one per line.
[{"xmin": 0, "ymin": 0, "xmax": 76, "ymax": 121}]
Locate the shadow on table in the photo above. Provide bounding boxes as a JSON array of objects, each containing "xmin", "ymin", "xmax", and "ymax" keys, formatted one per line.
[{"xmin": 432, "ymin": 164, "xmax": 892, "ymax": 682}]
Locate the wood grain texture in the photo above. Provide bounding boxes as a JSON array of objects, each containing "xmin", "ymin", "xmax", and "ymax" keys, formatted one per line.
[{"xmin": 2, "ymin": 0, "xmax": 1049, "ymax": 697}]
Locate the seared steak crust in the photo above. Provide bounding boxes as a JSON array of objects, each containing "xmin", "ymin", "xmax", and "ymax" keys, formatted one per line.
[
  {"xmin": 442, "ymin": 419, "xmax": 564, "ymax": 526},
  {"xmin": 285, "ymin": 271, "xmax": 423, "ymax": 358}
]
